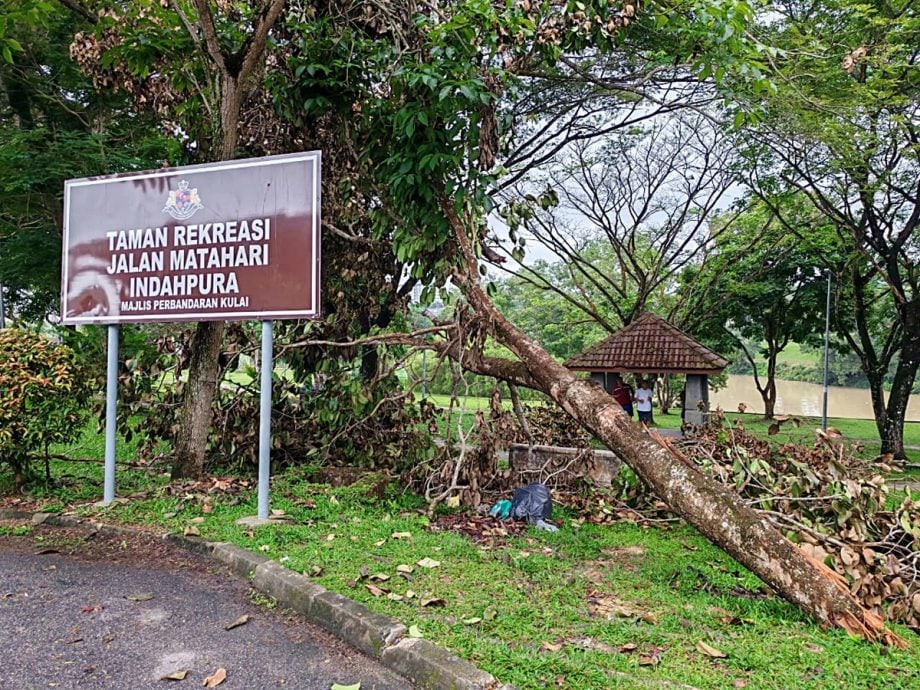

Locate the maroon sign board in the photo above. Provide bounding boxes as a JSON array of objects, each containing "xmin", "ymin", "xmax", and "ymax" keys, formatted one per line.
[{"xmin": 61, "ymin": 151, "xmax": 321, "ymax": 325}]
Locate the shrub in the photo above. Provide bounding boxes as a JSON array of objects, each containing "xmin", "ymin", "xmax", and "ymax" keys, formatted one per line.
[{"xmin": 0, "ymin": 328, "xmax": 92, "ymax": 488}]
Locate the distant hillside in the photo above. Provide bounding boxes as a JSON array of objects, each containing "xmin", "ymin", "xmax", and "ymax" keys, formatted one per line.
[{"xmin": 726, "ymin": 342, "xmax": 920, "ymax": 394}]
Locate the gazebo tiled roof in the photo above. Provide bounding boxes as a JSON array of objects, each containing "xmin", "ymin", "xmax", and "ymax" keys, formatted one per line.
[{"xmin": 564, "ymin": 313, "xmax": 728, "ymax": 375}]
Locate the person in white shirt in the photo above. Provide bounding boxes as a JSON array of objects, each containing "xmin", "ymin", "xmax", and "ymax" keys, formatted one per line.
[{"xmin": 634, "ymin": 379, "xmax": 654, "ymax": 424}]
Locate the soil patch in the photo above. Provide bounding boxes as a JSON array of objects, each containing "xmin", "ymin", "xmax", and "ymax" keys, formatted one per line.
[{"xmin": 429, "ymin": 513, "xmax": 528, "ymax": 546}]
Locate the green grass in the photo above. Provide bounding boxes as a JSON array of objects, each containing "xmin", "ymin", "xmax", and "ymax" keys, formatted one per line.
[
  {"xmin": 5, "ymin": 458, "xmax": 918, "ymax": 690},
  {"xmin": 775, "ymin": 342, "xmax": 819, "ymax": 367}
]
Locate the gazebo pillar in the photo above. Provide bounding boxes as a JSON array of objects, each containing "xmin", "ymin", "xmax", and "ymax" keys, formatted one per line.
[
  {"xmin": 590, "ymin": 371, "xmax": 607, "ymax": 392},
  {"xmin": 684, "ymin": 374, "xmax": 710, "ymax": 425}
]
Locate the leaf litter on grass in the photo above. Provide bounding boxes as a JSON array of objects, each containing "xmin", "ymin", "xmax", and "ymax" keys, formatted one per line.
[{"xmin": 33, "ymin": 449, "xmax": 920, "ymax": 690}]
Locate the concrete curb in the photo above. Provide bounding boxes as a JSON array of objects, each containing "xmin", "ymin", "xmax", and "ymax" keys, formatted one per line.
[{"xmin": 0, "ymin": 510, "xmax": 516, "ymax": 690}]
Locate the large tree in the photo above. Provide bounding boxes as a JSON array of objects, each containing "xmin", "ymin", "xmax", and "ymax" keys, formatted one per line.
[
  {"xmin": 497, "ymin": 111, "xmax": 738, "ymax": 332},
  {"xmin": 273, "ymin": 0, "xmax": 901, "ymax": 643},
  {"xmin": 738, "ymin": 0, "xmax": 920, "ymax": 457},
  {"xmin": 66, "ymin": 0, "xmax": 426, "ymax": 475},
  {"xmin": 694, "ymin": 198, "xmax": 839, "ymax": 418},
  {"xmin": 70, "ymin": 0, "xmax": 287, "ymax": 478}
]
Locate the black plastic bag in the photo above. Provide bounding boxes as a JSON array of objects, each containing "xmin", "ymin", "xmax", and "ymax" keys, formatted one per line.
[{"xmin": 510, "ymin": 482, "xmax": 553, "ymax": 523}]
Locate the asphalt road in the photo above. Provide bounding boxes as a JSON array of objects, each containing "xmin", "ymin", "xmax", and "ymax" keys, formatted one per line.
[{"xmin": 0, "ymin": 526, "xmax": 411, "ymax": 690}]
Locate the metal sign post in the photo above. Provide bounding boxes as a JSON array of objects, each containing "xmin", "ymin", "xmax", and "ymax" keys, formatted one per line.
[
  {"xmin": 103, "ymin": 325, "xmax": 119, "ymax": 503},
  {"xmin": 257, "ymin": 320, "xmax": 273, "ymax": 519}
]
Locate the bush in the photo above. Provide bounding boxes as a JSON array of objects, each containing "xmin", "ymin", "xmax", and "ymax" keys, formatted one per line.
[{"xmin": 0, "ymin": 328, "xmax": 92, "ymax": 488}]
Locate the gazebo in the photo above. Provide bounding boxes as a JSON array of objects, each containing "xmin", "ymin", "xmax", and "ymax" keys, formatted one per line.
[{"xmin": 564, "ymin": 313, "xmax": 728, "ymax": 425}]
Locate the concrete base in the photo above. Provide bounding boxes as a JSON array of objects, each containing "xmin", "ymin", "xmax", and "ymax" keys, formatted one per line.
[
  {"xmin": 508, "ymin": 443, "xmax": 621, "ymax": 487},
  {"xmin": 234, "ymin": 515, "xmax": 288, "ymax": 528}
]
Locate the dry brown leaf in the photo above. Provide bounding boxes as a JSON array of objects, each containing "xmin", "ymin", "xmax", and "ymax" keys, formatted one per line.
[
  {"xmin": 696, "ymin": 640, "xmax": 727, "ymax": 658},
  {"xmin": 416, "ymin": 557, "xmax": 440, "ymax": 569},
  {"xmin": 420, "ymin": 596, "xmax": 446, "ymax": 607},
  {"xmin": 840, "ymin": 545, "xmax": 859, "ymax": 567},
  {"xmin": 161, "ymin": 670, "xmax": 188, "ymax": 681},
  {"xmin": 708, "ymin": 606, "xmax": 742, "ymax": 625},
  {"xmin": 540, "ymin": 640, "xmax": 564, "ymax": 652},
  {"xmin": 224, "ymin": 614, "xmax": 250, "ymax": 631},
  {"xmin": 202, "ymin": 668, "xmax": 226, "ymax": 688},
  {"xmin": 365, "ymin": 584, "xmax": 387, "ymax": 597}
]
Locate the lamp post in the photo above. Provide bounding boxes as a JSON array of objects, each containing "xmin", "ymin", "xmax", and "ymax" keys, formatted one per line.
[
  {"xmin": 0, "ymin": 235, "xmax": 5, "ymax": 328},
  {"xmin": 822, "ymin": 270, "xmax": 831, "ymax": 431}
]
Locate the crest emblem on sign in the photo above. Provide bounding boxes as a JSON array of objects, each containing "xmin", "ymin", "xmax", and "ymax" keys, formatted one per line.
[{"xmin": 163, "ymin": 179, "xmax": 203, "ymax": 220}]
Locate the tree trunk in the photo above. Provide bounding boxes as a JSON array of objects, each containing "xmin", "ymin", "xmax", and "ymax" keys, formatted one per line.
[
  {"xmin": 761, "ymin": 383, "xmax": 776, "ymax": 420},
  {"xmin": 758, "ymin": 343, "xmax": 779, "ymax": 420},
  {"xmin": 881, "ymin": 347, "xmax": 919, "ymax": 460},
  {"xmin": 866, "ymin": 370, "xmax": 890, "ymax": 453},
  {"xmin": 170, "ymin": 74, "xmax": 238, "ymax": 478},
  {"xmin": 171, "ymin": 0, "xmax": 284, "ymax": 477},
  {"xmin": 881, "ymin": 301, "xmax": 920, "ymax": 460},
  {"xmin": 172, "ymin": 321, "xmax": 224, "ymax": 478},
  {"xmin": 442, "ymin": 201, "xmax": 903, "ymax": 645}
]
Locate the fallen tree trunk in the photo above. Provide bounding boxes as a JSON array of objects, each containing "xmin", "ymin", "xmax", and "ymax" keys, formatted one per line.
[{"xmin": 442, "ymin": 200, "xmax": 905, "ymax": 648}]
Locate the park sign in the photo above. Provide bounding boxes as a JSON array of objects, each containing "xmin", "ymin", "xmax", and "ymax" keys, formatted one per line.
[{"xmin": 61, "ymin": 151, "xmax": 321, "ymax": 325}]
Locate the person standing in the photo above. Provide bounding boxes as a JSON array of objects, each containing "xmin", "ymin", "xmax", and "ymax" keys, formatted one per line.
[
  {"xmin": 611, "ymin": 376, "xmax": 634, "ymax": 418},
  {"xmin": 634, "ymin": 379, "xmax": 654, "ymax": 425}
]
